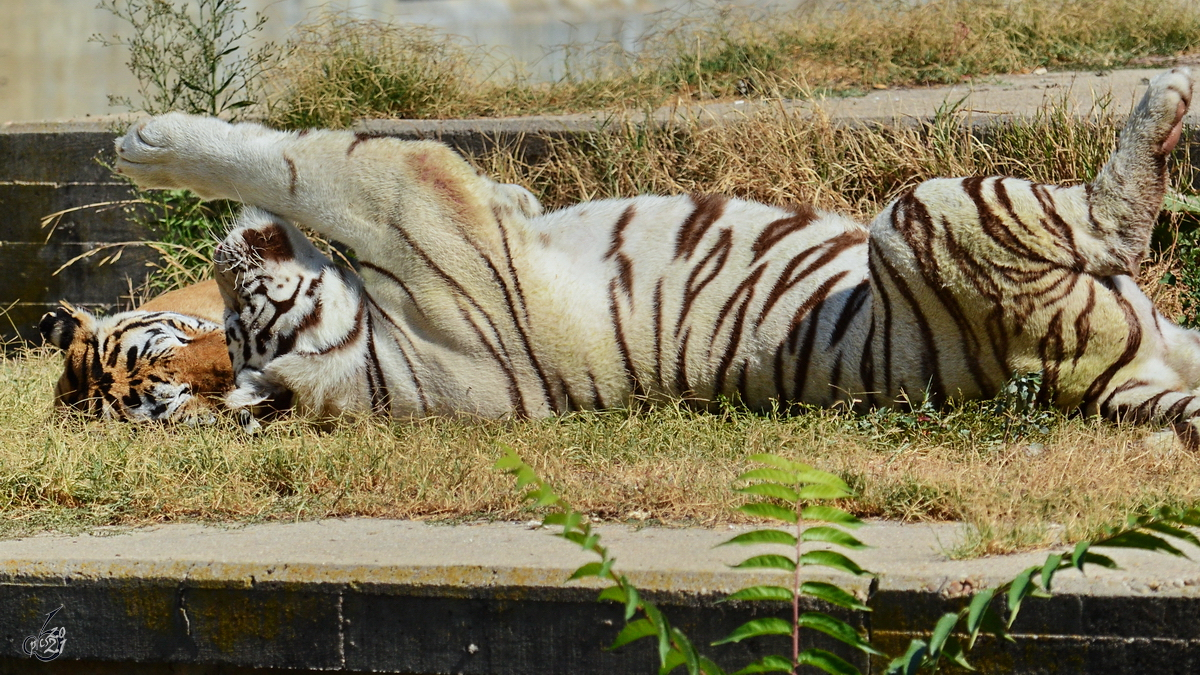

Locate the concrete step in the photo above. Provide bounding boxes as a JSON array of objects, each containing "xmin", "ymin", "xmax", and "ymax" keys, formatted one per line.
[{"xmin": 0, "ymin": 519, "xmax": 1196, "ymax": 674}]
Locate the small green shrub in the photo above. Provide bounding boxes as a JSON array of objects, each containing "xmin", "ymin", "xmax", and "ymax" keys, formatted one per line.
[
  {"xmin": 93, "ymin": 0, "xmax": 274, "ymax": 294},
  {"xmin": 93, "ymin": 0, "xmax": 277, "ymax": 118}
]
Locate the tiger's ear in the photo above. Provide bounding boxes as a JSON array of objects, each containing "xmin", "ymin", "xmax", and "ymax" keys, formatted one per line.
[{"xmin": 39, "ymin": 306, "xmax": 94, "ymax": 351}]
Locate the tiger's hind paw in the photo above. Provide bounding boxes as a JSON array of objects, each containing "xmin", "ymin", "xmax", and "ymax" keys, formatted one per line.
[{"xmin": 1137, "ymin": 68, "xmax": 1193, "ymax": 155}]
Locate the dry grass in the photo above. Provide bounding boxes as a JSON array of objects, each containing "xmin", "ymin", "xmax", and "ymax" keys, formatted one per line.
[
  {"xmin": 3, "ymin": 346, "xmax": 1198, "ymax": 556},
  {"xmin": 476, "ymin": 96, "xmax": 1132, "ymax": 216},
  {"xmin": 263, "ymin": 0, "xmax": 1200, "ymax": 126}
]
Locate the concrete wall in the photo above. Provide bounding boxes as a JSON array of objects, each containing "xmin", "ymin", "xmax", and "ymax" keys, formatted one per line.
[{"xmin": 0, "ymin": 122, "xmax": 156, "ymax": 342}]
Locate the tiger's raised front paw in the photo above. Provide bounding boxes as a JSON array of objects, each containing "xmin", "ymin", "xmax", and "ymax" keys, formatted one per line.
[
  {"xmin": 1140, "ymin": 67, "xmax": 1193, "ymax": 155},
  {"xmin": 114, "ymin": 112, "xmax": 247, "ymax": 198}
]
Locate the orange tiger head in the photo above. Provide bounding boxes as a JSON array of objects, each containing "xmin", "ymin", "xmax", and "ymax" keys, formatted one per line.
[{"xmin": 39, "ymin": 305, "xmax": 234, "ymax": 422}]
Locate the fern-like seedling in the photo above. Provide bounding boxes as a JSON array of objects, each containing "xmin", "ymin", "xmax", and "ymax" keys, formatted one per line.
[
  {"xmin": 495, "ymin": 444, "xmax": 726, "ymax": 675},
  {"xmin": 714, "ymin": 453, "xmax": 882, "ymax": 675}
]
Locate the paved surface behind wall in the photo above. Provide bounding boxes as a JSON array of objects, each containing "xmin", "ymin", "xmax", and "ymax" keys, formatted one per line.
[
  {"xmin": 0, "ymin": 518, "xmax": 1197, "ymax": 674},
  {"xmin": 353, "ymin": 65, "xmax": 1200, "ymax": 140}
]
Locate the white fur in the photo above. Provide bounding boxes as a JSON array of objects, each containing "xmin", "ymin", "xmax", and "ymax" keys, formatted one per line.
[{"xmin": 113, "ymin": 68, "xmax": 1200, "ymax": 444}]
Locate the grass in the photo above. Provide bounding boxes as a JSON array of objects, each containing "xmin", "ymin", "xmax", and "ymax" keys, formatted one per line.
[
  {"xmin": 3, "ymin": 345, "xmax": 1198, "ymax": 557},
  {"xmin": 263, "ymin": 0, "xmax": 1200, "ymax": 126}
]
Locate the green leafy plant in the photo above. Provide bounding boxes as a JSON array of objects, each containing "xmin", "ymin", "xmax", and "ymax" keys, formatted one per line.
[
  {"xmin": 496, "ymin": 445, "xmax": 725, "ymax": 675},
  {"xmin": 497, "ymin": 447, "xmax": 882, "ymax": 675},
  {"xmin": 92, "ymin": 0, "xmax": 277, "ymax": 118},
  {"xmin": 711, "ymin": 454, "xmax": 881, "ymax": 675},
  {"xmin": 500, "ymin": 444, "xmax": 1200, "ymax": 675},
  {"xmin": 91, "ymin": 0, "xmax": 279, "ymax": 294},
  {"xmin": 886, "ymin": 505, "xmax": 1200, "ymax": 673},
  {"xmin": 1160, "ymin": 192, "xmax": 1200, "ymax": 327}
]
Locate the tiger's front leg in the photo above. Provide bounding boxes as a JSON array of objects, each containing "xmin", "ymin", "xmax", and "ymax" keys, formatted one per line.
[
  {"xmin": 113, "ymin": 113, "xmax": 542, "ymax": 261},
  {"xmin": 215, "ymin": 209, "xmax": 417, "ymax": 424}
]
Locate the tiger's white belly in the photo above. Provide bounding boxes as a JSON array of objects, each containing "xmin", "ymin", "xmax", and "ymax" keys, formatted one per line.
[{"xmin": 525, "ymin": 195, "xmax": 873, "ymax": 410}]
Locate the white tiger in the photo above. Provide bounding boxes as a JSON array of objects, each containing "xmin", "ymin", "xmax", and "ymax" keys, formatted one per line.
[{"xmin": 108, "ymin": 68, "xmax": 1200, "ymax": 445}]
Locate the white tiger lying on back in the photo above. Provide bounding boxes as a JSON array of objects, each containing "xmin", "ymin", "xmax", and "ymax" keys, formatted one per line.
[{"xmin": 114, "ymin": 68, "xmax": 1200, "ymax": 446}]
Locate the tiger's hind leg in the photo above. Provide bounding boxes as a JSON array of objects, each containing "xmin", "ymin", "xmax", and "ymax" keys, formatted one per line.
[
  {"xmin": 1097, "ymin": 377, "xmax": 1200, "ymax": 450},
  {"xmin": 1088, "ymin": 67, "xmax": 1193, "ymax": 274}
]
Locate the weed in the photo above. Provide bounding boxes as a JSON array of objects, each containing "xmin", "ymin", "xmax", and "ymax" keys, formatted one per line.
[
  {"xmin": 92, "ymin": 0, "xmax": 276, "ymax": 297},
  {"xmin": 93, "ymin": 0, "xmax": 277, "ymax": 118}
]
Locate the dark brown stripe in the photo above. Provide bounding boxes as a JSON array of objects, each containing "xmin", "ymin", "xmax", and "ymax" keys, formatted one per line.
[
  {"xmin": 1033, "ymin": 184, "xmax": 1084, "ymax": 270},
  {"xmin": 675, "ymin": 194, "xmax": 728, "ymax": 260},
  {"xmin": 609, "ymin": 281, "xmax": 641, "ymax": 397},
  {"xmin": 827, "ymin": 281, "xmax": 870, "ymax": 348},
  {"xmin": 751, "ymin": 206, "xmax": 818, "ymax": 263},
  {"xmin": 676, "ymin": 228, "xmax": 733, "ymax": 337},
  {"xmin": 347, "ymin": 131, "xmax": 389, "ymax": 156},
  {"xmin": 1082, "ymin": 277, "xmax": 1143, "ymax": 411},
  {"xmin": 858, "ymin": 314, "xmax": 877, "ymax": 408},
  {"xmin": 285, "ymin": 155, "xmax": 298, "ymax": 196},
  {"xmin": 607, "ymin": 205, "xmax": 638, "ymax": 300},
  {"xmin": 365, "ymin": 316, "xmax": 391, "ymax": 414},
  {"xmin": 756, "ymin": 230, "xmax": 867, "ymax": 327},
  {"xmin": 712, "ymin": 266, "xmax": 766, "ymax": 398},
  {"xmin": 384, "ymin": 222, "xmax": 527, "ymax": 413},
  {"xmin": 1072, "ymin": 281, "xmax": 1097, "ymax": 362},
  {"xmin": 1100, "ymin": 379, "xmax": 1150, "ymax": 415},
  {"xmin": 867, "ymin": 246, "xmax": 895, "ymax": 395},
  {"xmin": 1165, "ymin": 395, "xmax": 1197, "ymax": 420},
  {"xmin": 314, "ymin": 300, "xmax": 366, "ymax": 356},
  {"xmin": 358, "ymin": 261, "xmax": 429, "ymax": 322},
  {"xmin": 457, "ymin": 299, "xmax": 527, "ymax": 416},
  {"xmin": 492, "ymin": 209, "xmax": 558, "ymax": 413},
  {"xmin": 874, "ymin": 251, "xmax": 944, "ymax": 403},
  {"xmin": 828, "ymin": 354, "xmax": 844, "ymax": 404},
  {"xmin": 588, "ymin": 370, "xmax": 605, "ymax": 409},
  {"xmin": 674, "ymin": 327, "xmax": 692, "ymax": 396},
  {"xmin": 606, "ymin": 205, "xmax": 636, "ymax": 260},
  {"xmin": 1036, "ymin": 310, "xmax": 1066, "ymax": 406},
  {"xmin": 964, "ymin": 177, "xmax": 1051, "ymax": 263},
  {"xmin": 945, "ymin": 228, "xmax": 1009, "ymax": 365},
  {"xmin": 365, "ymin": 295, "xmax": 429, "ymax": 414},
  {"xmin": 652, "ymin": 279, "xmax": 664, "ymax": 387},
  {"xmin": 787, "ymin": 271, "xmax": 849, "ymax": 402}
]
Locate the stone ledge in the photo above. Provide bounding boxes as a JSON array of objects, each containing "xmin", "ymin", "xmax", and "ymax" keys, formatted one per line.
[{"xmin": 0, "ymin": 519, "xmax": 1196, "ymax": 674}]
